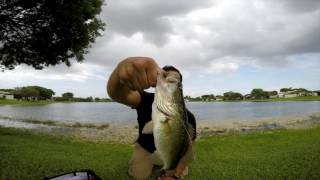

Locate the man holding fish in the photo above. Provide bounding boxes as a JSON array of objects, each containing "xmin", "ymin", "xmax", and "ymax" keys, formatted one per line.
[{"xmin": 107, "ymin": 57, "xmax": 196, "ymax": 180}]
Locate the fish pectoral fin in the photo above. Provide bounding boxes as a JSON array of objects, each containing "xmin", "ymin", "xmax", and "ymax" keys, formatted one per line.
[
  {"xmin": 160, "ymin": 117, "xmax": 169, "ymax": 123},
  {"xmin": 142, "ymin": 120, "xmax": 154, "ymax": 134}
]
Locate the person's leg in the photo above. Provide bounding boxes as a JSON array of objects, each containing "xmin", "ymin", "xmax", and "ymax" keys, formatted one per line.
[
  {"xmin": 150, "ymin": 150, "xmax": 163, "ymax": 166},
  {"xmin": 128, "ymin": 143, "xmax": 154, "ymax": 179}
]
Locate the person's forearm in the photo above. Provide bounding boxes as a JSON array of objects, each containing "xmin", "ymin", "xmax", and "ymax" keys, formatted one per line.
[{"xmin": 174, "ymin": 143, "xmax": 194, "ymax": 178}]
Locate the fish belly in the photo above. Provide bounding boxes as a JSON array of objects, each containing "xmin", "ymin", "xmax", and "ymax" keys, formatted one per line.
[{"xmin": 153, "ymin": 109, "xmax": 186, "ymax": 170}]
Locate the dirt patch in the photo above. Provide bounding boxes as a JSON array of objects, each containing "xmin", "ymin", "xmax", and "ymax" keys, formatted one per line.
[{"xmin": 198, "ymin": 113, "xmax": 320, "ymax": 137}]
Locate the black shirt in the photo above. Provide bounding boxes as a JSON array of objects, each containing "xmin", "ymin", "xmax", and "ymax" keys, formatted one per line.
[{"xmin": 135, "ymin": 91, "xmax": 196, "ymax": 153}]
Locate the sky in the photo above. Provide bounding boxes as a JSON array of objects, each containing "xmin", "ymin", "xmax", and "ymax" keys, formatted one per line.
[{"xmin": 0, "ymin": 0, "xmax": 320, "ymax": 98}]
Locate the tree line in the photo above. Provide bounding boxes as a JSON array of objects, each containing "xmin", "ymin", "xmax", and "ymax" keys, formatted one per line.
[
  {"xmin": 0, "ymin": 86, "xmax": 111, "ymax": 102},
  {"xmin": 185, "ymin": 87, "xmax": 315, "ymax": 101},
  {"xmin": 1, "ymin": 86, "xmax": 55, "ymax": 101},
  {"xmin": 2, "ymin": 86, "xmax": 315, "ymax": 102},
  {"xmin": 53, "ymin": 92, "xmax": 111, "ymax": 102}
]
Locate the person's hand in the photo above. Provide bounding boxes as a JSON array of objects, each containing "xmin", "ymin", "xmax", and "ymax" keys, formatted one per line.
[
  {"xmin": 157, "ymin": 170, "xmax": 179, "ymax": 180},
  {"xmin": 157, "ymin": 176, "xmax": 178, "ymax": 180},
  {"xmin": 116, "ymin": 57, "xmax": 159, "ymax": 91}
]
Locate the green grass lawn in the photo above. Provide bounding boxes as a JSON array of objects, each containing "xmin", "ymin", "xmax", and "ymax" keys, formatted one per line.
[
  {"xmin": 1, "ymin": 127, "xmax": 320, "ymax": 179},
  {"xmin": 0, "ymin": 99, "xmax": 52, "ymax": 105}
]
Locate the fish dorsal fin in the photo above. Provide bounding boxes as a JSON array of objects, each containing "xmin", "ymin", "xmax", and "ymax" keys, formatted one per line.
[{"xmin": 142, "ymin": 120, "xmax": 154, "ymax": 134}]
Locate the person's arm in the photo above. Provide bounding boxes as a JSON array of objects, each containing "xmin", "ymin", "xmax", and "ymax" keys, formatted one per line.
[
  {"xmin": 107, "ymin": 57, "xmax": 158, "ymax": 108},
  {"xmin": 174, "ymin": 143, "xmax": 193, "ymax": 178}
]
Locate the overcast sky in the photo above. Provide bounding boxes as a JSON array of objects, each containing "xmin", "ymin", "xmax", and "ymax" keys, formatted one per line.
[{"xmin": 1, "ymin": 0, "xmax": 320, "ymax": 97}]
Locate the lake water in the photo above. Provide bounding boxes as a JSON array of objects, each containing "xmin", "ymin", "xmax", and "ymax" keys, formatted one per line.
[{"xmin": 0, "ymin": 101, "xmax": 319, "ymax": 126}]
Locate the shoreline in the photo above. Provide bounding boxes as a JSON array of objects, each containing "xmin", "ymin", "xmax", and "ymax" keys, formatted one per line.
[
  {"xmin": 198, "ymin": 112, "xmax": 320, "ymax": 137},
  {"xmin": 1, "ymin": 96, "xmax": 320, "ymax": 106},
  {"xmin": 187, "ymin": 96, "xmax": 320, "ymax": 102},
  {"xmin": 1, "ymin": 112, "xmax": 320, "ymax": 144}
]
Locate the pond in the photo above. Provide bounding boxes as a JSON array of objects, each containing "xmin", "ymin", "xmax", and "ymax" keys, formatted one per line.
[{"xmin": 0, "ymin": 101, "xmax": 319, "ymax": 126}]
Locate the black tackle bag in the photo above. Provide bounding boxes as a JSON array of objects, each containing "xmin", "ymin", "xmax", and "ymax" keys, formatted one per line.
[{"xmin": 44, "ymin": 169, "xmax": 102, "ymax": 180}]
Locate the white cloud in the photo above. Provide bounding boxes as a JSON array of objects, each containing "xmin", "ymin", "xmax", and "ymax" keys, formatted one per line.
[
  {"xmin": 207, "ymin": 60, "xmax": 239, "ymax": 74},
  {"xmin": 0, "ymin": 63, "xmax": 108, "ymax": 86}
]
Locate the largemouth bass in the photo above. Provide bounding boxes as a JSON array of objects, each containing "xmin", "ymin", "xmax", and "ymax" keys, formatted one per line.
[{"xmin": 148, "ymin": 68, "xmax": 194, "ymax": 170}]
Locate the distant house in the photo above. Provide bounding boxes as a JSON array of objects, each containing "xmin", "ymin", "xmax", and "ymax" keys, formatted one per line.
[
  {"xmin": 278, "ymin": 92, "xmax": 285, "ymax": 98},
  {"xmin": 269, "ymin": 94, "xmax": 278, "ymax": 98},
  {"xmin": 313, "ymin": 90, "xmax": 320, "ymax": 96},
  {"xmin": 244, "ymin": 94, "xmax": 251, "ymax": 99},
  {"xmin": 279, "ymin": 91, "xmax": 297, "ymax": 98},
  {"xmin": 281, "ymin": 89, "xmax": 312, "ymax": 98},
  {"xmin": 268, "ymin": 91, "xmax": 278, "ymax": 98},
  {"xmin": 284, "ymin": 93, "xmax": 298, "ymax": 98},
  {"xmin": 0, "ymin": 91, "xmax": 14, "ymax": 100},
  {"xmin": 283, "ymin": 90, "xmax": 299, "ymax": 98}
]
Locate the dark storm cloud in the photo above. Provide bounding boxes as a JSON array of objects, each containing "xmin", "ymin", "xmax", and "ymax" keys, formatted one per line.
[
  {"xmin": 279, "ymin": 0, "xmax": 320, "ymax": 13},
  {"xmin": 287, "ymin": 22, "xmax": 320, "ymax": 55}
]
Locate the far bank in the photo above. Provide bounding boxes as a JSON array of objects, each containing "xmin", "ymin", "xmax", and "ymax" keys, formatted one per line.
[{"xmin": 1, "ymin": 96, "xmax": 320, "ymax": 106}]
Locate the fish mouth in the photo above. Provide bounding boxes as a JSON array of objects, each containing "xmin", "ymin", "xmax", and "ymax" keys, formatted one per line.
[
  {"xmin": 157, "ymin": 69, "xmax": 180, "ymax": 84},
  {"xmin": 166, "ymin": 77, "xmax": 179, "ymax": 83}
]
